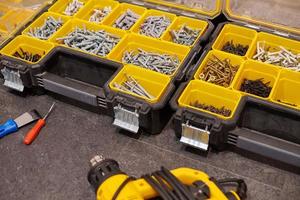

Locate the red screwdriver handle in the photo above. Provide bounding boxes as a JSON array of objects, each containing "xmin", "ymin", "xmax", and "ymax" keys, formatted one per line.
[{"xmin": 24, "ymin": 119, "xmax": 46, "ymax": 145}]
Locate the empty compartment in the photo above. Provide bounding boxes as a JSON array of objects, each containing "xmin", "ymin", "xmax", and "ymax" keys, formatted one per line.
[
  {"xmin": 178, "ymin": 80, "xmax": 242, "ymax": 119},
  {"xmin": 162, "ymin": 16, "xmax": 208, "ymax": 47},
  {"xmin": 0, "ymin": 8, "xmax": 34, "ymax": 32},
  {"xmin": 108, "ymin": 34, "xmax": 190, "ymax": 76},
  {"xmin": 76, "ymin": 0, "xmax": 119, "ymax": 24},
  {"xmin": 212, "ymin": 24, "xmax": 257, "ymax": 57},
  {"xmin": 194, "ymin": 50, "xmax": 244, "ymax": 88},
  {"xmin": 1, "ymin": 35, "xmax": 54, "ymax": 64},
  {"xmin": 102, "ymin": 3, "xmax": 146, "ymax": 31},
  {"xmin": 109, "ymin": 64, "xmax": 171, "ymax": 103},
  {"xmin": 248, "ymin": 32, "xmax": 300, "ymax": 71},
  {"xmin": 233, "ymin": 60, "xmax": 280, "ymax": 99},
  {"xmin": 132, "ymin": 9, "xmax": 176, "ymax": 39},
  {"xmin": 22, "ymin": 12, "xmax": 70, "ymax": 41},
  {"xmin": 48, "ymin": 0, "xmax": 89, "ymax": 17},
  {"xmin": 271, "ymin": 70, "xmax": 300, "ymax": 109},
  {"xmin": 50, "ymin": 19, "xmax": 127, "ymax": 58}
]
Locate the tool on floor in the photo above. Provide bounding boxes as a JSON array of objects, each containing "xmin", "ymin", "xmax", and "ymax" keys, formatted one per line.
[
  {"xmin": 24, "ymin": 102, "xmax": 56, "ymax": 145},
  {"xmin": 88, "ymin": 155, "xmax": 247, "ymax": 200},
  {"xmin": 0, "ymin": 110, "xmax": 41, "ymax": 139}
]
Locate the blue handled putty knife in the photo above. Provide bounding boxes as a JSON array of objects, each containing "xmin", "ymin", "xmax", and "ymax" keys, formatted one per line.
[{"xmin": 0, "ymin": 110, "xmax": 41, "ymax": 139}]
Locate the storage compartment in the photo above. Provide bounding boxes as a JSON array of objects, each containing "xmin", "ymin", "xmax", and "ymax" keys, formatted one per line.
[
  {"xmin": 212, "ymin": 24, "xmax": 257, "ymax": 57},
  {"xmin": 178, "ymin": 80, "xmax": 242, "ymax": 119},
  {"xmin": 271, "ymin": 70, "xmax": 300, "ymax": 109},
  {"xmin": 22, "ymin": 12, "xmax": 70, "ymax": 41},
  {"xmin": 232, "ymin": 60, "xmax": 279, "ymax": 99},
  {"xmin": 0, "ymin": 35, "xmax": 54, "ymax": 64},
  {"xmin": 102, "ymin": 3, "xmax": 146, "ymax": 31},
  {"xmin": 76, "ymin": 0, "xmax": 119, "ymax": 24},
  {"xmin": 162, "ymin": 16, "xmax": 209, "ymax": 47},
  {"xmin": 49, "ymin": 0, "xmax": 89, "ymax": 17},
  {"xmin": 109, "ymin": 64, "xmax": 171, "ymax": 103},
  {"xmin": 0, "ymin": 8, "xmax": 34, "ymax": 32},
  {"xmin": 193, "ymin": 50, "xmax": 244, "ymax": 88}
]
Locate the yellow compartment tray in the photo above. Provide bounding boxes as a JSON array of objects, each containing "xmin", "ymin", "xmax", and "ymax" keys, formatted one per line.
[{"xmin": 49, "ymin": 0, "xmax": 89, "ymax": 17}]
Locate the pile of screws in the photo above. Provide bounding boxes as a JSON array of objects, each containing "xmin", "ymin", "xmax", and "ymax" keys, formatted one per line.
[
  {"xmin": 113, "ymin": 74, "xmax": 154, "ymax": 99},
  {"xmin": 253, "ymin": 41, "xmax": 300, "ymax": 71},
  {"xmin": 191, "ymin": 101, "xmax": 232, "ymax": 117},
  {"xmin": 89, "ymin": 6, "xmax": 112, "ymax": 23},
  {"xmin": 199, "ymin": 55, "xmax": 239, "ymax": 87},
  {"xmin": 13, "ymin": 48, "xmax": 44, "ymax": 62},
  {"xmin": 113, "ymin": 9, "xmax": 140, "ymax": 30},
  {"xmin": 240, "ymin": 78, "xmax": 272, "ymax": 98},
  {"xmin": 222, "ymin": 40, "xmax": 249, "ymax": 56},
  {"xmin": 57, "ymin": 27, "xmax": 121, "ymax": 57},
  {"xmin": 122, "ymin": 48, "xmax": 180, "ymax": 75},
  {"xmin": 27, "ymin": 16, "xmax": 63, "ymax": 40},
  {"xmin": 63, "ymin": 0, "xmax": 84, "ymax": 16},
  {"xmin": 170, "ymin": 24, "xmax": 200, "ymax": 46},
  {"xmin": 139, "ymin": 16, "xmax": 171, "ymax": 38}
]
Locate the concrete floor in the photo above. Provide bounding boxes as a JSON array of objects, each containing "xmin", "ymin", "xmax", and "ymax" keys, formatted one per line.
[{"xmin": 0, "ymin": 84, "xmax": 299, "ymax": 200}]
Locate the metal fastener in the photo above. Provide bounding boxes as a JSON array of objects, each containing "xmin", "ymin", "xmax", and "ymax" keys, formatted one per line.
[
  {"xmin": 240, "ymin": 78, "xmax": 272, "ymax": 98},
  {"xmin": 170, "ymin": 24, "xmax": 200, "ymax": 46},
  {"xmin": 222, "ymin": 40, "xmax": 249, "ymax": 56},
  {"xmin": 89, "ymin": 6, "xmax": 112, "ymax": 23},
  {"xmin": 113, "ymin": 9, "xmax": 140, "ymax": 30},
  {"xmin": 63, "ymin": 0, "xmax": 84, "ymax": 16},
  {"xmin": 13, "ymin": 48, "xmax": 44, "ymax": 62},
  {"xmin": 139, "ymin": 15, "xmax": 171, "ymax": 38},
  {"xmin": 191, "ymin": 101, "xmax": 232, "ymax": 117}
]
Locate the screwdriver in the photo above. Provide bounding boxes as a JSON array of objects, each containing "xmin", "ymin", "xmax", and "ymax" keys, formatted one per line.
[{"xmin": 24, "ymin": 102, "xmax": 56, "ymax": 145}]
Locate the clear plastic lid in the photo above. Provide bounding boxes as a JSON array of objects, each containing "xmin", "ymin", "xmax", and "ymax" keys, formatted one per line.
[
  {"xmin": 225, "ymin": 0, "xmax": 300, "ymax": 35},
  {"xmin": 144, "ymin": 0, "xmax": 222, "ymax": 18}
]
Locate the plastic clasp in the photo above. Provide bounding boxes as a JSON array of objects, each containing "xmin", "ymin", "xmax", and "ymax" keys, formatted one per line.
[
  {"xmin": 1, "ymin": 67, "xmax": 24, "ymax": 92},
  {"xmin": 180, "ymin": 121, "xmax": 210, "ymax": 151},
  {"xmin": 113, "ymin": 104, "xmax": 139, "ymax": 133}
]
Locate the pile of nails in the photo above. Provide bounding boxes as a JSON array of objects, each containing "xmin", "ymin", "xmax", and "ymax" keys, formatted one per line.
[
  {"xmin": 253, "ymin": 41, "xmax": 300, "ymax": 71},
  {"xmin": 191, "ymin": 101, "xmax": 232, "ymax": 117},
  {"xmin": 222, "ymin": 40, "xmax": 249, "ymax": 56},
  {"xmin": 57, "ymin": 27, "xmax": 120, "ymax": 57},
  {"xmin": 113, "ymin": 74, "xmax": 154, "ymax": 99},
  {"xmin": 199, "ymin": 55, "xmax": 239, "ymax": 87},
  {"xmin": 170, "ymin": 25, "xmax": 200, "ymax": 46},
  {"xmin": 89, "ymin": 6, "xmax": 112, "ymax": 23},
  {"xmin": 13, "ymin": 48, "xmax": 43, "ymax": 62},
  {"xmin": 139, "ymin": 16, "xmax": 171, "ymax": 38},
  {"xmin": 64, "ymin": 0, "xmax": 84, "ymax": 16},
  {"xmin": 27, "ymin": 16, "xmax": 63, "ymax": 40},
  {"xmin": 113, "ymin": 9, "xmax": 140, "ymax": 30},
  {"xmin": 122, "ymin": 48, "xmax": 180, "ymax": 75},
  {"xmin": 240, "ymin": 78, "xmax": 272, "ymax": 98}
]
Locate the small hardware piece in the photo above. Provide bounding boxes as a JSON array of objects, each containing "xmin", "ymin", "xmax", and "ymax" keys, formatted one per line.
[
  {"xmin": 240, "ymin": 78, "xmax": 272, "ymax": 98},
  {"xmin": 27, "ymin": 16, "xmax": 63, "ymax": 40},
  {"xmin": 191, "ymin": 101, "xmax": 232, "ymax": 117},
  {"xmin": 139, "ymin": 15, "xmax": 171, "ymax": 38},
  {"xmin": 89, "ymin": 6, "xmax": 112, "ymax": 23},
  {"xmin": 199, "ymin": 54, "xmax": 239, "ymax": 87},
  {"xmin": 222, "ymin": 40, "xmax": 249, "ymax": 56},
  {"xmin": 253, "ymin": 41, "xmax": 300, "ymax": 71},
  {"xmin": 113, "ymin": 9, "xmax": 140, "ymax": 30},
  {"xmin": 64, "ymin": 0, "xmax": 84, "ymax": 16},
  {"xmin": 13, "ymin": 48, "xmax": 44, "ymax": 63},
  {"xmin": 170, "ymin": 24, "xmax": 200, "ymax": 46},
  {"xmin": 57, "ymin": 28, "xmax": 121, "ymax": 57},
  {"xmin": 113, "ymin": 74, "xmax": 154, "ymax": 99},
  {"xmin": 122, "ymin": 48, "xmax": 180, "ymax": 75}
]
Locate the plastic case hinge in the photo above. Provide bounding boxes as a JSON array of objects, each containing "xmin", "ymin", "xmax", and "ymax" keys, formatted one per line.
[
  {"xmin": 113, "ymin": 104, "xmax": 139, "ymax": 133},
  {"xmin": 180, "ymin": 121, "xmax": 210, "ymax": 151},
  {"xmin": 0, "ymin": 67, "xmax": 24, "ymax": 92}
]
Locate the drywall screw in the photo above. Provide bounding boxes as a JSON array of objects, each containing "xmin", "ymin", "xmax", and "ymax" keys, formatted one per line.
[
  {"xmin": 27, "ymin": 16, "xmax": 63, "ymax": 40},
  {"xmin": 56, "ymin": 27, "xmax": 121, "ymax": 57},
  {"xmin": 122, "ymin": 48, "xmax": 180, "ymax": 75},
  {"xmin": 113, "ymin": 9, "xmax": 140, "ymax": 30},
  {"xmin": 191, "ymin": 100, "xmax": 232, "ymax": 117},
  {"xmin": 240, "ymin": 78, "xmax": 272, "ymax": 98},
  {"xmin": 13, "ymin": 48, "xmax": 44, "ymax": 62},
  {"xmin": 222, "ymin": 40, "xmax": 249, "ymax": 56},
  {"xmin": 139, "ymin": 15, "xmax": 171, "ymax": 38},
  {"xmin": 89, "ymin": 6, "xmax": 112, "ymax": 23},
  {"xmin": 63, "ymin": 0, "xmax": 84, "ymax": 16},
  {"xmin": 170, "ymin": 24, "xmax": 200, "ymax": 46}
]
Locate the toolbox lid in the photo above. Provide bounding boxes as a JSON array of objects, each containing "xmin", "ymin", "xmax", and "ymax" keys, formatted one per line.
[
  {"xmin": 130, "ymin": 0, "xmax": 222, "ymax": 19},
  {"xmin": 224, "ymin": 0, "xmax": 300, "ymax": 36}
]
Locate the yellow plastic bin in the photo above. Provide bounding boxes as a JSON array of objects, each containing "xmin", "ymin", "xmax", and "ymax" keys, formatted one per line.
[{"xmin": 48, "ymin": 0, "xmax": 89, "ymax": 17}]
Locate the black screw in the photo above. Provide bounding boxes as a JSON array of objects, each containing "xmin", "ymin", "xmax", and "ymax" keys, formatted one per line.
[
  {"xmin": 222, "ymin": 40, "xmax": 249, "ymax": 56},
  {"xmin": 240, "ymin": 78, "xmax": 272, "ymax": 98}
]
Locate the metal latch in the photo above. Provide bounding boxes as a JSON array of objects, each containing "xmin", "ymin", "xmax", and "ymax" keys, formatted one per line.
[
  {"xmin": 180, "ymin": 121, "xmax": 210, "ymax": 151},
  {"xmin": 1, "ymin": 67, "xmax": 24, "ymax": 92},
  {"xmin": 113, "ymin": 104, "xmax": 139, "ymax": 133}
]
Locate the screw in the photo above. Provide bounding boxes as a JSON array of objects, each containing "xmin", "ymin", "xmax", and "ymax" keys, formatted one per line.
[
  {"xmin": 139, "ymin": 15, "xmax": 171, "ymax": 38},
  {"xmin": 63, "ymin": 0, "xmax": 84, "ymax": 16},
  {"xmin": 89, "ymin": 6, "xmax": 112, "ymax": 23},
  {"xmin": 170, "ymin": 24, "xmax": 200, "ymax": 46},
  {"xmin": 191, "ymin": 100, "xmax": 232, "ymax": 117},
  {"xmin": 222, "ymin": 40, "xmax": 249, "ymax": 56},
  {"xmin": 113, "ymin": 9, "xmax": 140, "ymax": 30},
  {"xmin": 13, "ymin": 48, "xmax": 44, "ymax": 62},
  {"xmin": 240, "ymin": 78, "xmax": 272, "ymax": 98}
]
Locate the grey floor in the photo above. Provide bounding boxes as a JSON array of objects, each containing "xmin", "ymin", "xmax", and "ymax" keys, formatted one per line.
[{"xmin": 0, "ymin": 84, "xmax": 299, "ymax": 200}]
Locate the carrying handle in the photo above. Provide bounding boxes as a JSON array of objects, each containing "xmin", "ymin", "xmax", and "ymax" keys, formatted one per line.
[{"xmin": 0, "ymin": 119, "xmax": 18, "ymax": 138}]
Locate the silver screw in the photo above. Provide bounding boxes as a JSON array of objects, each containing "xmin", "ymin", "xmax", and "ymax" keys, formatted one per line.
[
  {"xmin": 113, "ymin": 9, "xmax": 140, "ymax": 30},
  {"xmin": 139, "ymin": 15, "xmax": 171, "ymax": 38},
  {"xmin": 170, "ymin": 24, "xmax": 200, "ymax": 46},
  {"xmin": 89, "ymin": 6, "xmax": 112, "ymax": 23},
  {"xmin": 63, "ymin": 0, "xmax": 84, "ymax": 16}
]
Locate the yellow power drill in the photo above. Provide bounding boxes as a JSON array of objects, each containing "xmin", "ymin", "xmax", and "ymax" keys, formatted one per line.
[{"xmin": 87, "ymin": 155, "xmax": 247, "ymax": 200}]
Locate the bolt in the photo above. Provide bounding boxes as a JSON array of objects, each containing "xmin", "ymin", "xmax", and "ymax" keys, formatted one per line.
[
  {"xmin": 113, "ymin": 9, "xmax": 140, "ymax": 30},
  {"xmin": 139, "ymin": 15, "xmax": 171, "ymax": 38}
]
